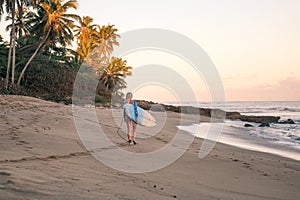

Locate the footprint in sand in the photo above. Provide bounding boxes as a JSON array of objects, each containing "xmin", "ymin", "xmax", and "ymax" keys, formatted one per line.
[
  {"xmin": 0, "ymin": 171, "xmax": 14, "ymax": 186},
  {"xmin": 14, "ymin": 126, "xmax": 21, "ymax": 130},
  {"xmin": 0, "ymin": 172, "xmax": 10, "ymax": 176},
  {"xmin": 242, "ymin": 162, "xmax": 252, "ymax": 170},
  {"xmin": 34, "ymin": 128, "xmax": 41, "ymax": 133},
  {"xmin": 43, "ymin": 126, "xmax": 51, "ymax": 131},
  {"xmin": 230, "ymin": 158, "xmax": 240, "ymax": 162},
  {"xmin": 11, "ymin": 135, "xmax": 19, "ymax": 140},
  {"xmin": 262, "ymin": 173, "xmax": 270, "ymax": 176},
  {"xmin": 16, "ymin": 140, "xmax": 30, "ymax": 146}
]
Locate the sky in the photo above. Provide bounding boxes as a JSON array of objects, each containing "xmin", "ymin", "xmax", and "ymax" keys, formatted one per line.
[{"xmin": 1, "ymin": 0, "xmax": 299, "ymax": 102}]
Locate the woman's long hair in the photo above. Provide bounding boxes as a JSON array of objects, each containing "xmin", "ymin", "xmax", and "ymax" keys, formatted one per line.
[{"xmin": 125, "ymin": 92, "xmax": 133, "ymax": 103}]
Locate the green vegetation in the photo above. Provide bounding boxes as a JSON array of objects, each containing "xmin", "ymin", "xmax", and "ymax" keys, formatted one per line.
[{"xmin": 0, "ymin": 0, "xmax": 132, "ymax": 103}]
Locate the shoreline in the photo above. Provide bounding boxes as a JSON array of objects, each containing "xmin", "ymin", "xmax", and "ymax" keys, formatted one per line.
[
  {"xmin": 179, "ymin": 121, "xmax": 300, "ymax": 162},
  {"xmin": 1, "ymin": 95, "xmax": 300, "ymax": 199}
]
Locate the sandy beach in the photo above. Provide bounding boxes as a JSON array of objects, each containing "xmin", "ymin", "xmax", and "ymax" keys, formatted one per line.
[{"xmin": 0, "ymin": 95, "xmax": 299, "ymax": 200}]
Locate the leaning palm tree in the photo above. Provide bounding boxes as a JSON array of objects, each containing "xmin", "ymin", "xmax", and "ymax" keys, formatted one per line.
[{"xmin": 17, "ymin": 0, "xmax": 79, "ymax": 86}]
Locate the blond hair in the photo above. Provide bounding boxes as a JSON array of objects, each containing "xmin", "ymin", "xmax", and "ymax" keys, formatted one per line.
[{"xmin": 125, "ymin": 92, "xmax": 133, "ymax": 103}]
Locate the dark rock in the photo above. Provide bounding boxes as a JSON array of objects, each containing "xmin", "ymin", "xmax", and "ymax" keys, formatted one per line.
[
  {"xmin": 136, "ymin": 100, "xmax": 153, "ymax": 110},
  {"xmin": 239, "ymin": 115, "xmax": 280, "ymax": 123},
  {"xmin": 150, "ymin": 104, "xmax": 165, "ymax": 112},
  {"xmin": 244, "ymin": 123, "xmax": 254, "ymax": 127},
  {"xmin": 165, "ymin": 105, "xmax": 180, "ymax": 113},
  {"xmin": 279, "ymin": 119, "xmax": 295, "ymax": 124},
  {"xmin": 211, "ymin": 109, "xmax": 226, "ymax": 119},
  {"xmin": 199, "ymin": 108, "xmax": 211, "ymax": 117},
  {"xmin": 227, "ymin": 112, "xmax": 280, "ymax": 123},
  {"xmin": 180, "ymin": 106, "xmax": 200, "ymax": 115},
  {"xmin": 259, "ymin": 123, "xmax": 270, "ymax": 127},
  {"xmin": 226, "ymin": 112, "xmax": 242, "ymax": 120},
  {"xmin": 287, "ymin": 119, "xmax": 295, "ymax": 124}
]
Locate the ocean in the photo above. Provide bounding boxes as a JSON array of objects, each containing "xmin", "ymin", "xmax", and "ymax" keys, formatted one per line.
[{"xmin": 176, "ymin": 101, "xmax": 300, "ymax": 161}]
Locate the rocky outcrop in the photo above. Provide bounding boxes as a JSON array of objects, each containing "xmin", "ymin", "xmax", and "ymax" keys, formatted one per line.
[
  {"xmin": 278, "ymin": 119, "xmax": 295, "ymax": 124},
  {"xmin": 259, "ymin": 123, "xmax": 270, "ymax": 127},
  {"xmin": 244, "ymin": 123, "xmax": 254, "ymax": 127},
  {"xmin": 135, "ymin": 100, "xmax": 281, "ymax": 124},
  {"xmin": 226, "ymin": 112, "xmax": 280, "ymax": 123},
  {"xmin": 136, "ymin": 100, "xmax": 211, "ymax": 116}
]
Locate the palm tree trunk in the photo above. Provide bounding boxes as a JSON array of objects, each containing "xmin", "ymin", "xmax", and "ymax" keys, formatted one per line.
[
  {"xmin": 12, "ymin": 40, "xmax": 16, "ymax": 85},
  {"xmin": 11, "ymin": 1, "xmax": 16, "ymax": 85},
  {"xmin": 5, "ymin": 36, "xmax": 12, "ymax": 89},
  {"xmin": 17, "ymin": 28, "xmax": 51, "ymax": 86}
]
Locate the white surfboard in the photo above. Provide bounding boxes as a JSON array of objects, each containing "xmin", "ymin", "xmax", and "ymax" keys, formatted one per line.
[{"xmin": 123, "ymin": 104, "xmax": 156, "ymax": 127}]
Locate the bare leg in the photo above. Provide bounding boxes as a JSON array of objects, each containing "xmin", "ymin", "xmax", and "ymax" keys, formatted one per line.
[
  {"xmin": 126, "ymin": 120, "xmax": 132, "ymax": 144},
  {"xmin": 132, "ymin": 122, "xmax": 137, "ymax": 144}
]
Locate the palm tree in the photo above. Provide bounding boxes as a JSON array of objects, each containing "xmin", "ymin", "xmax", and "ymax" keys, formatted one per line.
[
  {"xmin": 100, "ymin": 57, "xmax": 132, "ymax": 94},
  {"xmin": 89, "ymin": 25, "xmax": 120, "ymax": 73},
  {"xmin": 0, "ymin": 35, "xmax": 8, "ymax": 78},
  {"xmin": 17, "ymin": 0, "xmax": 79, "ymax": 86},
  {"xmin": 6, "ymin": 0, "xmax": 31, "ymax": 38},
  {"xmin": 95, "ymin": 24, "xmax": 119, "ymax": 60},
  {"xmin": 0, "ymin": 0, "xmax": 16, "ymax": 88},
  {"xmin": 1, "ymin": 0, "xmax": 34, "ymax": 87},
  {"xmin": 73, "ymin": 15, "xmax": 98, "ymax": 62},
  {"xmin": 6, "ymin": 0, "xmax": 34, "ymax": 85}
]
